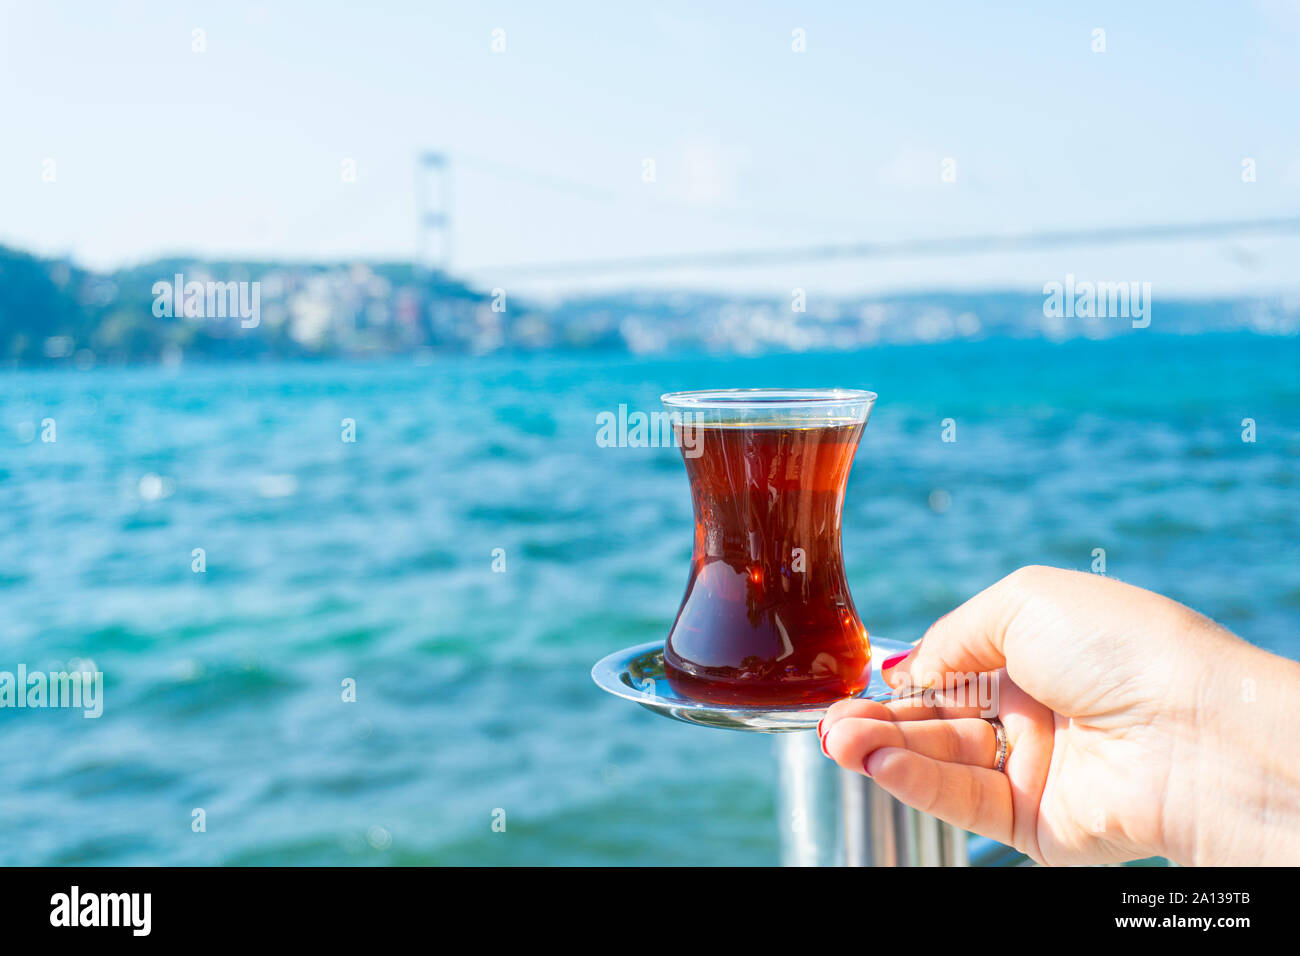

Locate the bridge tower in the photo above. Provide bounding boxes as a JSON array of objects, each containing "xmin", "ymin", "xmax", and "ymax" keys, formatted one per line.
[{"xmin": 416, "ymin": 152, "xmax": 451, "ymax": 271}]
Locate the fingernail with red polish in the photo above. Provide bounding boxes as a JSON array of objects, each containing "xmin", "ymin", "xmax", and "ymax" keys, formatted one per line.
[
  {"xmin": 861, "ymin": 755, "xmax": 873, "ymax": 777},
  {"xmin": 816, "ymin": 717, "xmax": 824, "ymax": 739},
  {"xmin": 881, "ymin": 651, "xmax": 911, "ymax": 671},
  {"xmin": 819, "ymin": 726, "xmax": 831, "ymax": 758}
]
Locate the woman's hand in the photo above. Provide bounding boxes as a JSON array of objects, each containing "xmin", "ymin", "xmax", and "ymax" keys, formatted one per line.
[{"xmin": 819, "ymin": 565, "xmax": 1300, "ymax": 866}]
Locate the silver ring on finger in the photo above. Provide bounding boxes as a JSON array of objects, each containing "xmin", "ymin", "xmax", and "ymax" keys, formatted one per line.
[{"xmin": 987, "ymin": 717, "xmax": 1009, "ymax": 773}]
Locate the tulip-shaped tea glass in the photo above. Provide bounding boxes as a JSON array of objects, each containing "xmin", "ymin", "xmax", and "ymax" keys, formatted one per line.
[{"xmin": 660, "ymin": 388, "xmax": 876, "ymax": 707}]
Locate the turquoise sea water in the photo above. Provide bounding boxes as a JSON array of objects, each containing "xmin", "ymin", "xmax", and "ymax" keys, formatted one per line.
[{"xmin": 2, "ymin": 332, "xmax": 1298, "ymax": 865}]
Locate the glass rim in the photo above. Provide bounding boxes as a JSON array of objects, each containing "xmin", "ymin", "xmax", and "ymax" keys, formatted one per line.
[{"xmin": 660, "ymin": 387, "xmax": 877, "ymax": 410}]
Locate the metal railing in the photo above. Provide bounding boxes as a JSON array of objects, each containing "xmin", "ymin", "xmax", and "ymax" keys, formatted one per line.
[{"xmin": 774, "ymin": 730, "xmax": 1021, "ymax": 867}]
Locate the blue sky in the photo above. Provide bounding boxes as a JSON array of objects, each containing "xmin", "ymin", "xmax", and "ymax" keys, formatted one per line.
[{"xmin": 4, "ymin": 0, "xmax": 1300, "ymax": 296}]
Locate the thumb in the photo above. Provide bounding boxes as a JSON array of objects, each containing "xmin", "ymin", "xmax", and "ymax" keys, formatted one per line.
[{"xmin": 884, "ymin": 568, "xmax": 1034, "ymax": 690}]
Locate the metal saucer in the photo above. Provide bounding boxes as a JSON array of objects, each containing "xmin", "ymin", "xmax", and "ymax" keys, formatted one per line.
[{"xmin": 591, "ymin": 636, "xmax": 914, "ymax": 733}]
